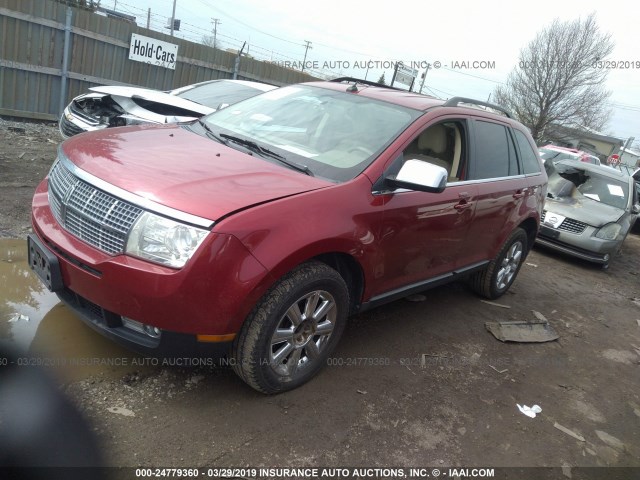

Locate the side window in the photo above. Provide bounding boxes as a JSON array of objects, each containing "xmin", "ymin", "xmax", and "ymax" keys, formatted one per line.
[
  {"xmin": 470, "ymin": 120, "xmax": 516, "ymax": 180},
  {"xmin": 514, "ymin": 129, "xmax": 542, "ymax": 174},
  {"xmin": 395, "ymin": 120, "xmax": 468, "ymax": 182}
]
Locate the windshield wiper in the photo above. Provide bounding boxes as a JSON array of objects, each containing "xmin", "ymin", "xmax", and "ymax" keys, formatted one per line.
[
  {"xmin": 219, "ymin": 133, "xmax": 314, "ymax": 176},
  {"xmin": 198, "ymin": 120, "xmax": 228, "ymax": 145}
]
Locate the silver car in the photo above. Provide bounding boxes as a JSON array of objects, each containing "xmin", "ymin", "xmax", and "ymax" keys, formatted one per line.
[
  {"xmin": 536, "ymin": 160, "xmax": 640, "ymax": 268},
  {"xmin": 59, "ymin": 79, "xmax": 276, "ymax": 138}
]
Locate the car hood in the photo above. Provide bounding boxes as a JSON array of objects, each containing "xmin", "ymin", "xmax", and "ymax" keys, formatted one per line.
[
  {"xmin": 544, "ymin": 196, "xmax": 624, "ymax": 227},
  {"xmin": 60, "ymin": 124, "xmax": 332, "ymax": 222},
  {"xmin": 89, "ymin": 86, "xmax": 213, "ymax": 115}
]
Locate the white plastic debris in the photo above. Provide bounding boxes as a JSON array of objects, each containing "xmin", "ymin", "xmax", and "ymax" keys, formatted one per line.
[
  {"xmin": 8, "ymin": 313, "xmax": 29, "ymax": 323},
  {"xmin": 517, "ymin": 404, "xmax": 542, "ymax": 418},
  {"xmin": 107, "ymin": 406, "xmax": 135, "ymax": 417}
]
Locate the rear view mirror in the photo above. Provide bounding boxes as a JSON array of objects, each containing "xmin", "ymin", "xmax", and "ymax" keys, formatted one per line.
[{"xmin": 385, "ymin": 159, "xmax": 447, "ymax": 193}]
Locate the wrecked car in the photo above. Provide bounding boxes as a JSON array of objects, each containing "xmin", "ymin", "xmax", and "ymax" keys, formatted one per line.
[
  {"xmin": 59, "ymin": 79, "xmax": 277, "ymax": 138},
  {"xmin": 539, "ymin": 145, "xmax": 601, "ymax": 165},
  {"xmin": 537, "ymin": 160, "xmax": 640, "ymax": 268}
]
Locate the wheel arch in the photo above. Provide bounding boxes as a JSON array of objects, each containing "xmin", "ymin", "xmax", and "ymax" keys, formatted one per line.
[
  {"xmin": 518, "ymin": 216, "xmax": 539, "ymax": 253},
  {"xmin": 228, "ymin": 243, "xmax": 369, "ymax": 334},
  {"xmin": 311, "ymin": 252, "xmax": 365, "ymax": 315}
]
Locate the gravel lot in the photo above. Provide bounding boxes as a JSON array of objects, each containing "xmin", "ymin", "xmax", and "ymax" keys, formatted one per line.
[{"xmin": 1, "ymin": 119, "xmax": 639, "ymax": 476}]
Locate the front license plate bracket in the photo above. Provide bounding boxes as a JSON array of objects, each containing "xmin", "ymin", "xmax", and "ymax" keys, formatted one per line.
[
  {"xmin": 539, "ymin": 225, "xmax": 561, "ymax": 240},
  {"xmin": 27, "ymin": 234, "xmax": 63, "ymax": 292}
]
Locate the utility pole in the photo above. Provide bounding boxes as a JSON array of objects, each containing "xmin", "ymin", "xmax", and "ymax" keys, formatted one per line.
[
  {"xmin": 302, "ymin": 40, "xmax": 312, "ymax": 72},
  {"xmin": 418, "ymin": 63, "xmax": 430, "ymax": 94},
  {"xmin": 619, "ymin": 136, "xmax": 635, "ymax": 163},
  {"xmin": 146, "ymin": 8, "xmax": 151, "ymax": 29},
  {"xmin": 233, "ymin": 42, "xmax": 247, "ymax": 79},
  {"xmin": 169, "ymin": 0, "xmax": 177, "ymax": 37},
  {"xmin": 211, "ymin": 18, "xmax": 221, "ymax": 49}
]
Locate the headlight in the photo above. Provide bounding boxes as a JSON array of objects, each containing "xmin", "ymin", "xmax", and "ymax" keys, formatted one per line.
[
  {"xmin": 125, "ymin": 212, "xmax": 209, "ymax": 268},
  {"xmin": 595, "ymin": 223, "xmax": 622, "ymax": 240}
]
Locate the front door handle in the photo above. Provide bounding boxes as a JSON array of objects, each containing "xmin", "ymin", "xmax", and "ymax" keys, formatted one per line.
[{"xmin": 454, "ymin": 201, "xmax": 472, "ymax": 211}]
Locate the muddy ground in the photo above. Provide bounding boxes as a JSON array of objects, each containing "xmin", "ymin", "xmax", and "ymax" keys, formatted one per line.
[{"xmin": 1, "ymin": 119, "xmax": 640, "ymax": 477}]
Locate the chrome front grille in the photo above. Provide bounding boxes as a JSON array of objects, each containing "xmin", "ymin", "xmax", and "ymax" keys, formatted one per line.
[
  {"xmin": 557, "ymin": 217, "xmax": 588, "ymax": 234},
  {"xmin": 541, "ymin": 210, "xmax": 588, "ymax": 234},
  {"xmin": 48, "ymin": 160, "xmax": 143, "ymax": 255}
]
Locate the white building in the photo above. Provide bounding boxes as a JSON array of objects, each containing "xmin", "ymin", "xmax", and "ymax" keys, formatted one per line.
[{"xmin": 617, "ymin": 147, "xmax": 640, "ymax": 168}]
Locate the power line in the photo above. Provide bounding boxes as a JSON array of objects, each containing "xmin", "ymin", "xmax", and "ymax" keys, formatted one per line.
[
  {"xmin": 425, "ymin": 85, "xmax": 455, "ymax": 98},
  {"xmin": 200, "ymin": 2, "xmax": 306, "ymax": 47},
  {"xmin": 441, "ymin": 66, "xmax": 504, "ymax": 84},
  {"xmin": 422, "ymin": 87, "xmax": 444, "ymax": 99}
]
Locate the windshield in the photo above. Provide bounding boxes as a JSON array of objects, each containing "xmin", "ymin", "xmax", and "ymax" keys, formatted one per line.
[
  {"xmin": 552, "ymin": 163, "xmax": 629, "ymax": 209},
  {"xmin": 539, "ymin": 148, "xmax": 580, "ymax": 163},
  {"xmin": 201, "ymin": 85, "xmax": 420, "ymax": 181},
  {"xmin": 174, "ymin": 81, "xmax": 267, "ymax": 108}
]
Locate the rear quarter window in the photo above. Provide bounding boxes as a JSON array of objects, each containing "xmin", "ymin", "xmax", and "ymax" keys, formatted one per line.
[{"xmin": 513, "ymin": 129, "xmax": 542, "ymax": 174}]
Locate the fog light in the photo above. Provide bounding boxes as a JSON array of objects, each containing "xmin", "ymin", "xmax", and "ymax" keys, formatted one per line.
[
  {"xmin": 122, "ymin": 317, "xmax": 162, "ymax": 339},
  {"xmin": 603, "ymin": 254, "xmax": 610, "ymax": 262}
]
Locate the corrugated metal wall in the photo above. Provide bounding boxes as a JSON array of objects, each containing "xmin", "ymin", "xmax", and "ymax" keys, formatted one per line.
[{"xmin": 0, "ymin": 0, "xmax": 319, "ymax": 121}]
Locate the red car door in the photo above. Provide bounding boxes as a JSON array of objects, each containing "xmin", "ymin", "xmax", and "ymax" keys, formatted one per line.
[{"xmin": 370, "ymin": 118, "xmax": 479, "ymax": 297}]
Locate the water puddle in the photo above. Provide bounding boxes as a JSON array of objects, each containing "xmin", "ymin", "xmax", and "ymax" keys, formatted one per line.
[{"xmin": 0, "ymin": 238, "xmax": 157, "ymax": 381}]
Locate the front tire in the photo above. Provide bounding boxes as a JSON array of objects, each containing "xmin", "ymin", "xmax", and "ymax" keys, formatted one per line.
[
  {"xmin": 231, "ymin": 262, "xmax": 349, "ymax": 394},
  {"xmin": 470, "ymin": 228, "xmax": 528, "ymax": 299}
]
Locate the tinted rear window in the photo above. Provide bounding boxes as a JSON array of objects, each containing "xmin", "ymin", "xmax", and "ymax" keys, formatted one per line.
[
  {"xmin": 472, "ymin": 121, "xmax": 514, "ymax": 179},
  {"xmin": 514, "ymin": 129, "xmax": 541, "ymax": 174}
]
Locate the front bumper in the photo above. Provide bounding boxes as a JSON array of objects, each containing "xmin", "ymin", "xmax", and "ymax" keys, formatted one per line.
[
  {"xmin": 535, "ymin": 224, "xmax": 620, "ymax": 264},
  {"xmin": 56, "ymin": 285, "xmax": 232, "ymax": 359},
  {"xmin": 31, "ymin": 179, "xmax": 272, "ymax": 357}
]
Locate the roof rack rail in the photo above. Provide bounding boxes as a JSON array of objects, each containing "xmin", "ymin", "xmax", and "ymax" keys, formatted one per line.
[
  {"xmin": 442, "ymin": 96, "xmax": 512, "ymax": 118},
  {"xmin": 329, "ymin": 77, "xmax": 403, "ymax": 91}
]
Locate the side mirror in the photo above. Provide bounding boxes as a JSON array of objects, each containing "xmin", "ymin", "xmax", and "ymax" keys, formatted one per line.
[
  {"xmin": 632, "ymin": 204, "xmax": 640, "ymax": 215},
  {"xmin": 385, "ymin": 159, "xmax": 448, "ymax": 193}
]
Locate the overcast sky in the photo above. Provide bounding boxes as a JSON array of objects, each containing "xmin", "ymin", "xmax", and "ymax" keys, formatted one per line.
[{"xmin": 112, "ymin": 0, "xmax": 640, "ymax": 148}]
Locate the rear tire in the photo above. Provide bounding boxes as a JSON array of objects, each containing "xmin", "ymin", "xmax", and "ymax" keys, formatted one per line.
[
  {"xmin": 469, "ymin": 228, "xmax": 528, "ymax": 299},
  {"xmin": 231, "ymin": 261, "xmax": 349, "ymax": 394}
]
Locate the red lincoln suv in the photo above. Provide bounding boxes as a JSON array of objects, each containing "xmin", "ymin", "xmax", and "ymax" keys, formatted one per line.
[{"xmin": 29, "ymin": 78, "xmax": 547, "ymax": 393}]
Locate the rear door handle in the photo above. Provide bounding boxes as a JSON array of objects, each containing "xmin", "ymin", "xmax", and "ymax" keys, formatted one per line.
[{"xmin": 513, "ymin": 189, "xmax": 526, "ymax": 199}]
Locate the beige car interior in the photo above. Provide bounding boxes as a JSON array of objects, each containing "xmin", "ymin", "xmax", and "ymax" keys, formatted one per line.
[{"xmin": 406, "ymin": 122, "xmax": 463, "ymax": 182}]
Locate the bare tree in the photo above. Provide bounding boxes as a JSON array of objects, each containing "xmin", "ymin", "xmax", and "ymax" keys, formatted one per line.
[
  {"xmin": 202, "ymin": 35, "xmax": 219, "ymax": 50},
  {"xmin": 493, "ymin": 13, "xmax": 614, "ymax": 141}
]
